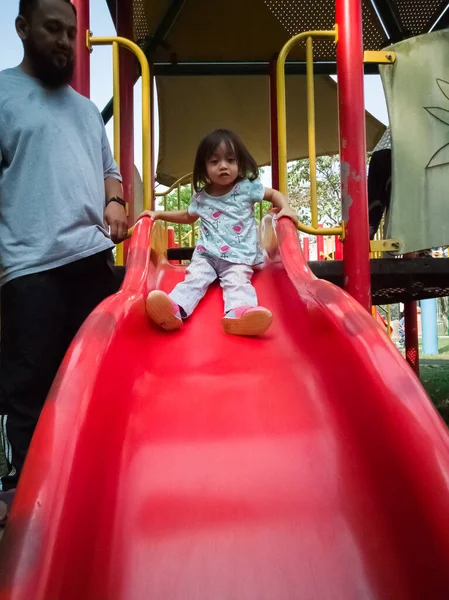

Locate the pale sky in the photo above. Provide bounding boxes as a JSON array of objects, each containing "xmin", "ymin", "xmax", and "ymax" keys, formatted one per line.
[{"xmin": 0, "ymin": 0, "xmax": 388, "ymax": 183}]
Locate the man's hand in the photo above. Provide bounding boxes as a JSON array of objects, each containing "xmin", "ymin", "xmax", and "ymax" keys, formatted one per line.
[{"xmin": 104, "ymin": 201, "xmax": 128, "ymax": 244}]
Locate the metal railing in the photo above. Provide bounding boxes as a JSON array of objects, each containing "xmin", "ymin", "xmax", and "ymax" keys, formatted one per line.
[
  {"xmin": 154, "ymin": 174, "xmax": 270, "ymax": 250},
  {"xmin": 154, "ymin": 173, "xmax": 198, "ymax": 248},
  {"xmin": 87, "ymin": 31, "xmax": 153, "ymax": 265},
  {"xmin": 276, "ymin": 28, "xmax": 344, "ymax": 238}
]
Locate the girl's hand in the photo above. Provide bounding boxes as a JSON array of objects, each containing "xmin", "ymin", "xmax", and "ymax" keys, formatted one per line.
[
  {"xmin": 273, "ymin": 206, "xmax": 299, "ymax": 225},
  {"xmin": 139, "ymin": 210, "xmax": 159, "ymax": 221}
]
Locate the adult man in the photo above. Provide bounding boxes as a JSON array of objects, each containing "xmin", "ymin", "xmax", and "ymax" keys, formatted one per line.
[
  {"xmin": 368, "ymin": 126, "xmax": 391, "ymax": 240},
  {"xmin": 0, "ymin": 0, "xmax": 128, "ymax": 519}
]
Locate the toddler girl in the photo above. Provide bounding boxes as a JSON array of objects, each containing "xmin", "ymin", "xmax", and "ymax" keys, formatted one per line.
[{"xmin": 144, "ymin": 129, "xmax": 297, "ymax": 336}]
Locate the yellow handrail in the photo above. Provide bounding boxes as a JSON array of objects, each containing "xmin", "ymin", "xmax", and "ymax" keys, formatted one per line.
[
  {"xmin": 306, "ymin": 36, "xmax": 318, "ymax": 230},
  {"xmin": 112, "ymin": 41, "xmax": 120, "ymax": 166},
  {"xmin": 154, "ymin": 173, "xmax": 196, "ymax": 247},
  {"xmin": 88, "ymin": 32, "xmax": 153, "ymax": 263},
  {"xmin": 277, "ymin": 29, "xmax": 343, "ymax": 237},
  {"xmin": 111, "ymin": 41, "xmax": 123, "ymax": 264},
  {"xmin": 154, "ymin": 173, "xmax": 193, "ymax": 196}
]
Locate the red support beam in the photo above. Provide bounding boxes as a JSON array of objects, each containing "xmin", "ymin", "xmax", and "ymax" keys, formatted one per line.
[
  {"xmin": 72, "ymin": 0, "xmax": 90, "ymax": 97},
  {"xmin": 404, "ymin": 252, "xmax": 420, "ymax": 375},
  {"xmin": 336, "ymin": 0, "xmax": 371, "ymax": 311},
  {"xmin": 335, "ymin": 235, "xmax": 344, "ymax": 260},
  {"xmin": 269, "ymin": 59, "xmax": 280, "ymax": 190},
  {"xmin": 317, "ymin": 225, "xmax": 324, "ymax": 260},
  {"xmin": 405, "ymin": 301, "xmax": 420, "ymax": 375},
  {"xmin": 116, "ymin": 0, "xmax": 135, "ymax": 258}
]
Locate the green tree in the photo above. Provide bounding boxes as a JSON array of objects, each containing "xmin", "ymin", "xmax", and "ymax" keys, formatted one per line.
[
  {"xmin": 287, "ymin": 156, "xmax": 341, "ymax": 227},
  {"xmin": 159, "ymin": 186, "xmax": 196, "ymax": 247}
]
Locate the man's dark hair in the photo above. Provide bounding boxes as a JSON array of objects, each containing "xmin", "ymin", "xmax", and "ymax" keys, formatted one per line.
[{"xmin": 19, "ymin": 0, "xmax": 77, "ymax": 19}]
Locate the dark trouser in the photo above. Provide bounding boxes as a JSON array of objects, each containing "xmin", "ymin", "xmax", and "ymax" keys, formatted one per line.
[
  {"xmin": 0, "ymin": 250, "xmax": 119, "ymax": 491},
  {"xmin": 368, "ymin": 148, "xmax": 392, "ymax": 239}
]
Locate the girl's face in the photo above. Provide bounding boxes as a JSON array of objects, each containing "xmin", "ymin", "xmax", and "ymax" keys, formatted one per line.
[{"xmin": 206, "ymin": 142, "xmax": 239, "ymax": 188}]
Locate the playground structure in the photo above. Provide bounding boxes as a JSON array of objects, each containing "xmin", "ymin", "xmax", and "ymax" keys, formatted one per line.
[{"xmin": 2, "ymin": 0, "xmax": 449, "ymax": 598}]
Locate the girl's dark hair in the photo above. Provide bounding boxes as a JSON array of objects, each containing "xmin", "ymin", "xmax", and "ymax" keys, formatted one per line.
[{"xmin": 193, "ymin": 129, "xmax": 259, "ymax": 192}]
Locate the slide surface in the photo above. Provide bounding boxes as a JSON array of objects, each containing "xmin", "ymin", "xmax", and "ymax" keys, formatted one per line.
[{"xmin": 2, "ymin": 218, "xmax": 449, "ymax": 599}]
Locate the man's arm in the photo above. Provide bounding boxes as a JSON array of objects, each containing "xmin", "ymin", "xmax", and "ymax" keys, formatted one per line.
[
  {"xmin": 104, "ymin": 177, "xmax": 128, "ymax": 243},
  {"xmin": 101, "ymin": 121, "xmax": 128, "ymax": 243}
]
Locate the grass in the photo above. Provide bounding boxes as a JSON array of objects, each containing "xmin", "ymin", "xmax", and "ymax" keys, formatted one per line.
[{"xmin": 420, "ymin": 363, "xmax": 449, "ymax": 425}]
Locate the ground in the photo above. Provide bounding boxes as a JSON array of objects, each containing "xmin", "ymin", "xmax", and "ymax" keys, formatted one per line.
[{"xmin": 418, "ymin": 339, "xmax": 449, "ymax": 424}]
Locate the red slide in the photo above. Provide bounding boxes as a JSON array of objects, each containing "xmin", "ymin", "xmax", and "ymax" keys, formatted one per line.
[{"xmin": 2, "ymin": 217, "xmax": 449, "ymax": 599}]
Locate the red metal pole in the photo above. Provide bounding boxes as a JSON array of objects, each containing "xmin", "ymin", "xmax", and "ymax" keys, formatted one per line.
[
  {"xmin": 269, "ymin": 59, "xmax": 280, "ymax": 190},
  {"xmin": 335, "ymin": 236, "xmax": 344, "ymax": 260},
  {"xmin": 303, "ymin": 237, "xmax": 310, "ymax": 261},
  {"xmin": 116, "ymin": 0, "xmax": 135, "ymax": 260},
  {"xmin": 317, "ymin": 224, "xmax": 324, "ymax": 260},
  {"xmin": 404, "ymin": 252, "xmax": 420, "ymax": 375},
  {"xmin": 167, "ymin": 226, "xmax": 178, "ymax": 265},
  {"xmin": 405, "ymin": 301, "xmax": 420, "ymax": 375},
  {"xmin": 72, "ymin": 0, "xmax": 90, "ymax": 97},
  {"xmin": 336, "ymin": 0, "xmax": 371, "ymax": 311}
]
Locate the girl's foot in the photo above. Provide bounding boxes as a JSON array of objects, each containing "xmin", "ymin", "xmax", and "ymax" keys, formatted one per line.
[
  {"xmin": 222, "ymin": 306, "xmax": 273, "ymax": 337},
  {"xmin": 146, "ymin": 291, "xmax": 183, "ymax": 331}
]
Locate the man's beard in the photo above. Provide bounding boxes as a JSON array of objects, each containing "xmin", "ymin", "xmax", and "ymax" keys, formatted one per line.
[{"xmin": 25, "ymin": 39, "xmax": 75, "ymax": 88}]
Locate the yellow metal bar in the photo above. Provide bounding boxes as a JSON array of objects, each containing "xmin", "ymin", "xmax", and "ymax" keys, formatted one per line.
[
  {"xmin": 177, "ymin": 184, "xmax": 181, "ymax": 246},
  {"xmin": 112, "ymin": 42, "xmax": 120, "ymax": 165},
  {"xmin": 112, "ymin": 41, "xmax": 124, "ymax": 266},
  {"xmin": 276, "ymin": 29, "xmax": 335, "ymax": 195},
  {"xmin": 154, "ymin": 173, "xmax": 193, "ymax": 197},
  {"xmin": 276, "ymin": 29, "xmax": 339, "ymax": 237},
  {"xmin": 89, "ymin": 33, "xmax": 152, "ymax": 211},
  {"xmin": 306, "ymin": 36, "xmax": 318, "ymax": 229},
  {"xmin": 301, "ymin": 222, "xmax": 343, "ymax": 237},
  {"xmin": 190, "ymin": 178, "xmax": 195, "ymax": 244},
  {"xmin": 370, "ymin": 239, "xmax": 401, "ymax": 253},
  {"xmin": 363, "ymin": 50, "xmax": 396, "ymax": 64}
]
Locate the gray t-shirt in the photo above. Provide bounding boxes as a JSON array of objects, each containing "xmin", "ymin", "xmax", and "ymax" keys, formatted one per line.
[{"xmin": 0, "ymin": 67, "xmax": 121, "ymax": 286}]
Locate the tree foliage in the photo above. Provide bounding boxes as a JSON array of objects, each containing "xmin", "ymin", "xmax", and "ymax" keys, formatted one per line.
[
  {"xmin": 157, "ymin": 186, "xmax": 195, "ymax": 247},
  {"xmin": 287, "ymin": 156, "xmax": 341, "ymax": 227}
]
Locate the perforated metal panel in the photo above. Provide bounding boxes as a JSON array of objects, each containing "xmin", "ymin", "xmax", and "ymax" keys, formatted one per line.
[
  {"xmin": 132, "ymin": 0, "xmax": 446, "ymax": 62},
  {"xmin": 133, "ymin": 0, "xmax": 148, "ymax": 45},
  {"xmin": 263, "ymin": 0, "xmax": 335, "ymax": 36},
  {"xmin": 263, "ymin": 0, "xmax": 335, "ymax": 58},
  {"xmin": 362, "ymin": 0, "xmax": 388, "ymax": 50},
  {"xmin": 263, "ymin": 0, "xmax": 387, "ymax": 59},
  {"xmin": 396, "ymin": 0, "xmax": 448, "ymax": 36}
]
